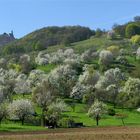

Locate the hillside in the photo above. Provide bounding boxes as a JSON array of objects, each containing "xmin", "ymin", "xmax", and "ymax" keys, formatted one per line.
[
  {"xmin": 2, "ymin": 20, "xmax": 140, "ymax": 56},
  {"xmin": 46, "ymin": 36, "xmax": 130, "ymax": 53},
  {"xmin": 0, "ymin": 18, "xmax": 140, "ymax": 132},
  {"xmin": 2, "ymin": 26, "xmax": 94, "ymax": 55}
]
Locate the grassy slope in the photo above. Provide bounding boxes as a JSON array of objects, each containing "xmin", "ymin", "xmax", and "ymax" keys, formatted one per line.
[
  {"xmin": 46, "ymin": 36, "xmax": 130, "ymax": 53},
  {"xmin": 45, "ymin": 36, "xmax": 140, "ymax": 77},
  {"xmin": 34, "ymin": 38, "xmax": 140, "ymax": 127},
  {"xmin": 0, "ymin": 124, "xmax": 47, "ymax": 132},
  {"xmin": 36, "ymin": 64, "xmax": 57, "ymax": 73},
  {"xmin": 1, "ymin": 98, "xmax": 140, "ymax": 132},
  {"xmin": 63, "ymin": 101, "xmax": 140, "ymax": 127},
  {"xmin": 1, "ymin": 37, "xmax": 140, "ymax": 131},
  {"xmin": 3, "ymin": 94, "xmax": 140, "ymax": 131}
]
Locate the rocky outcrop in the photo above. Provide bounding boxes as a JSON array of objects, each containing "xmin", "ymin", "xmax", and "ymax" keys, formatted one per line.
[{"xmin": 0, "ymin": 31, "xmax": 15, "ymax": 47}]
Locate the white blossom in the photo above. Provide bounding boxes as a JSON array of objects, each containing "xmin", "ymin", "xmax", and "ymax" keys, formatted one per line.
[
  {"xmin": 88, "ymin": 100, "xmax": 107, "ymax": 118},
  {"xmin": 95, "ymin": 68, "xmax": 124, "ymax": 91},
  {"xmin": 28, "ymin": 69, "xmax": 47, "ymax": 88},
  {"xmin": 81, "ymin": 49, "xmax": 99, "ymax": 62},
  {"xmin": 20, "ymin": 54, "xmax": 30, "ymax": 62},
  {"xmin": 136, "ymin": 47, "xmax": 140, "ymax": 59},
  {"xmin": 137, "ymin": 108, "xmax": 140, "ymax": 112},
  {"xmin": 99, "ymin": 50, "xmax": 113, "ymax": 66},
  {"xmin": 35, "ymin": 48, "xmax": 79, "ymax": 65},
  {"xmin": 33, "ymin": 81, "xmax": 53, "ymax": 108},
  {"xmin": 104, "ymin": 68, "xmax": 125, "ymax": 86},
  {"xmin": 123, "ymin": 77, "xmax": 140, "ymax": 96},
  {"xmin": 79, "ymin": 65, "xmax": 100, "ymax": 86},
  {"xmin": 49, "ymin": 99, "xmax": 67, "ymax": 112},
  {"xmin": 35, "ymin": 52, "xmax": 50, "ymax": 65},
  {"xmin": 88, "ymin": 100, "xmax": 107, "ymax": 126},
  {"xmin": 70, "ymin": 83, "xmax": 88, "ymax": 100},
  {"xmin": 48, "ymin": 64, "xmax": 77, "ymax": 96},
  {"xmin": 8, "ymin": 99, "xmax": 34, "ymax": 124}
]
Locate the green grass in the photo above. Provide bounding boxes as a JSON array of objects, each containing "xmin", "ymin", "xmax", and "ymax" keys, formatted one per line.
[
  {"xmin": 63, "ymin": 101, "xmax": 140, "ymax": 127},
  {"xmin": 125, "ymin": 55, "xmax": 140, "ymax": 78},
  {"xmin": 46, "ymin": 36, "xmax": 130, "ymax": 54},
  {"xmin": 1, "ymin": 96, "xmax": 140, "ymax": 132},
  {"xmin": 13, "ymin": 94, "xmax": 32, "ymax": 100},
  {"xmin": 0, "ymin": 123, "xmax": 47, "ymax": 132},
  {"xmin": 36, "ymin": 64, "xmax": 57, "ymax": 73}
]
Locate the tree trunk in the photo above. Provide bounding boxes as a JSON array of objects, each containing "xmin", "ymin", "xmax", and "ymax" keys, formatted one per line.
[
  {"xmin": 21, "ymin": 118, "xmax": 24, "ymax": 125},
  {"xmin": 114, "ymin": 102, "xmax": 116, "ymax": 108},
  {"xmin": 41, "ymin": 109, "xmax": 45, "ymax": 126},
  {"xmin": 0, "ymin": 119, "xmax": 2, "ymax": 127},
  {"xmin": 41, "ymin": 117, "xmax": 45, "ymax": 127},
  {"xmin": 96, "ymin": 115, "xmax": 99, "ymax": 126},
  {"xmin": 23, "ymin": 93, "xmax": 25, "ymax": 97},
  {"xmin": 121, "ymin": 118, "xmax": 125, "ymax": 126}
]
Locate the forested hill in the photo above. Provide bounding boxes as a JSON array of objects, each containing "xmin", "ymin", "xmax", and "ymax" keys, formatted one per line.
[
  {"xmin": 0, "ymin": 16, "xmax": 140, "ymax": 130},
  {"xmin": 1, "ymin": 17, "xmax": 140, "ymax": 56},
  {"xmin": 2, "ymin": 26, "xmax": 94, "ymax": 55}
]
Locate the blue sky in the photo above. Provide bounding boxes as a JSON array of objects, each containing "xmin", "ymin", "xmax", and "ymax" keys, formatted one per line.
[{"xmin": 0, "ymin": 0, "xmax": 140, "ymax": 38}]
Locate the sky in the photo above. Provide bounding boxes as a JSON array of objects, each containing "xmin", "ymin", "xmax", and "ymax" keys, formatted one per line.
[{"xmin": 0, "ymin": 0, "xmax": 140, "ymax": 38}]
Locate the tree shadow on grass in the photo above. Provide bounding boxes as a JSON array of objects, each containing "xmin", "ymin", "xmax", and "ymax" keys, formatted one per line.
[
  {"xmin": 6, "ymin": 127, "xmax": 24, "ymax": 130},
  {"xmin": 62, "ymin": 114, "xmax": 80, "ymax": 119}
]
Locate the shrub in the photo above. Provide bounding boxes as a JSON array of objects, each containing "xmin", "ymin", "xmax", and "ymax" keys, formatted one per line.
[
  {"xmin": 131, "ymin": 35, "xmax": 140, "ymax": 45},
  {"xmin": 99, "ymin": 50, "xmax": 113, "ymax": 67},
  {"xmin": 107, "ymin": 45, "xmax": 120, "ymax": 56},
  {"xmin": 125, "ymin": 24, "xmax": 140, "ymax": 38},
  {"xmin": 107, "ymin": 30, "xmax": 116, "ymax": 40},
  {"xmin": 58, "ymin": 117, "xmax": 75, "ymax": 128},
  {"xmin": 108, "ymin": 108, "xmax": 116, "ymax": 116}
]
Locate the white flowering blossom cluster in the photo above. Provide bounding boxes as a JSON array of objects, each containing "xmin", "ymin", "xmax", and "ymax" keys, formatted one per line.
[
  {"xmin": 71, "ymin": 65, "xmax": 100, "ymax": 100},
  {"xmin": 136, "ymin": 47, "xmax": 140, "ymax": 60},
  {"xmin": 116, "ymin": 56, "xmax": 128, "ymax": 65},
  {"xmin": 79, "ymin": 65, "xmax": 100, "ymax": 86},
  {"xmin": 8, "ymin": 99, "xmax": 34, "ymax": 124},
  {"xmin": 107, "ymin": 30, "xmax": 116, "ymax": 40},
  {"xmin": 0, "ymin": 67, "xmax": 48, "ymax": 97},
  {"xmin": 95, "ymin": 68, "xmax": 124, "ymax": 90},
  {"xmin": 20, "ymin": 54, "xmax": 30, "ymax": 62},
  {"xmin": 35, "ymin": 52, "xmax": 50, "ymax": 65},
  {"xmin": 27, "ymin": 69, "xmax": 47, "ymax": 88},
  {"xmin": 119, "ymin": 77, "xmax": 140, "ymax": 107},
  {"xmin": 104, "ymin": 68, "xmax": 125, "ymax": 86},
  {"xmin": 70, "ymin": 83, "xmax": 88, "ymax": 100},
  {"xmin": 81, "ymin": 49, "xmax": 99, "ymax": 62},
  {"xmin": 88, "ymin": 100, "xmax": 107, "ymax": 118},
  {"xmin": 46, "ymin": 99, "xmax": 68, "ymax": 125},
  {"xmin": 0, "ymin": 68, "xmax": 18, "ymax": 85},
  {"xmin": 99, "ymin": 50, "xmax": 113, "ymax": 66},
  {"xmin": 137, "ymin": 108, "xmax": 140, "ymax": 112},
  {"xmin": 33, "ymin": 80, "xmax": 53, "ymax": 109},
  {"xmin": 119, "ymin": 49, "xmax": 126, "ymax": 56},
  {"xmin": 88, "ymin": 100, "xmax": 107, "ymax": 126},
  {"xmin": 0, "ymin": 68, "xmax": 18, "ymax": 101},
  {"xmin": 48, "ymin": 64, "xmax": 78, "ymax": 96},
  {"xmin": 49, "ymin": 99, "xmax": 67, "ymax": 113},
  {"xmin": 14, "ymin": 74, "xmax": 31, "ymax": 95},
  {"xmin": 123, "ymin": 77, "xmax": 140, "ymax": 96},
  {"xmin": 35, "ymin": 49, "xmax": 80, "ymax": 65},
  {"xmin": 0, "ymin": 58, "xmax": 7, "ymax": 69},
  {"xmin": 95, "ymin": 68, "xmax": 125, "ymax": 105}
]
